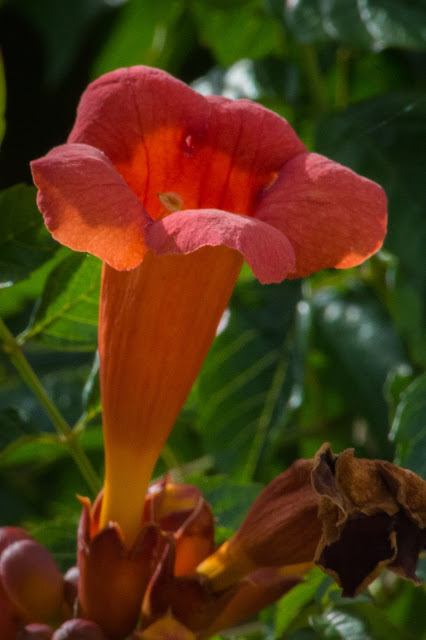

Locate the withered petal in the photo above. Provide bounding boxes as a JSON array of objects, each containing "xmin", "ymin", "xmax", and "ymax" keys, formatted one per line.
[
  {"xmin": 388, "ymin": 510, "xmax": 426, "ymax": 584},
  {"xmin": 378, "ymin": 462, "xmax": 426, "ymax": 528},
  {"xmin": 315, "ymin": 512, "xmax": 397, "ymax": 597},
  {"xmin": 312, "ymin": 444, "xmax": 426, "ymax": 597}
]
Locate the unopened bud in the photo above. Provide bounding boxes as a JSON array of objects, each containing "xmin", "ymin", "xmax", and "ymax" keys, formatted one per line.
[
  {"xmin": 197, "ymin": 459, "xmax": 320, "ymax": 590},
  {"xmin": 0, "ymin": 583, "xmax": 20, "ymax": 640},
  {"xmin": 0, "ymin": 527, "xmax": 33, "ymax": 555},
  {"xmin": 0, "ymin": 539, "xmax": 64, "ymax": 622},
  {"xmin": 16, "ymin": 623, "xmax": 53, "ymax": 639},
  {"xmin": 52, "ymin": 619, "xmax": 108, "ymax": 639},
  {"xmin": 63, "ymin": 566, "xmax": 79, "ymax": 616}
]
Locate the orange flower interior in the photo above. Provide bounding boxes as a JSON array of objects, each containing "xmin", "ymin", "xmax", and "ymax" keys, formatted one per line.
[{"xmin": 109, "ymin": 125, "xmax": 280, "ymax": 224}]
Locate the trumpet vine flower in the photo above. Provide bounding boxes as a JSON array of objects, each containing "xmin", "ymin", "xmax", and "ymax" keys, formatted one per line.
[{"xmin": 31, "ymin": 65, "xmax": 387, "ymax": 551}]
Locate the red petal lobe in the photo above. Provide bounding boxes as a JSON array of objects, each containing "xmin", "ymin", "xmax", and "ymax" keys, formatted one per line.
[
  {"xmin": 145, "ymin": 209, "xmax": 296, "ymax": 284},
  {"xmin": 31, "ymin": 144, "xmax": 149, "ymax": 270},
  {"xmin": 257, "ymin": 153, "xmax": 387, "ymax": 277}
]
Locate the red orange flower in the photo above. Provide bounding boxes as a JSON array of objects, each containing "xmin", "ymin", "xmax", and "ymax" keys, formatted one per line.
[{"xmin": 31, "ymin": 65, "xmax": 387, "ymax": 550}]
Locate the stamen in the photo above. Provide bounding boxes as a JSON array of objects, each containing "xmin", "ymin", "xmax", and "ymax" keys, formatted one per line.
[{"xmin": 157, "ymin": 191, "xmax": 183, "ymax": 217}]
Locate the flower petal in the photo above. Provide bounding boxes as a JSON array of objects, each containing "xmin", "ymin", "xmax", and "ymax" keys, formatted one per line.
[
  {"xmin": 68, "ymin": 66, "xmax": 306, "ymax": 221},
  {"xmin": 0, "ymin": 582, "xmax": 20, "ymax": 640},
  {"xmin": 257, "ymin": 153, "xmax": 387, "ymax": 277},
  {"xmin": 145, "ymin": 209, "xmax": 296, "ymax": 284},
  {"xmin": 77, "ymin": 496, "xmax": 161, "ymax": 639},
  {"xmin": 144, "ymin": 478, "xmax": 215, "ymax": 577},
  {"xmin": 316, "ymin": 512, "xmax": 397, "ymax": 598},
  {"xmin": 312, "ymin": 444, "xmax": 426, "ymax": 597},
  {"xmin": 31, "ymin": 143, "xmax": 149, "ymax": 270}
]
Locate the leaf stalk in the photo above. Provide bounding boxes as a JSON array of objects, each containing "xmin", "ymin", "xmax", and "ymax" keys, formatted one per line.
[{"xmin": 0, "ymin": 316, "xmax": 101, "ymax": 494}]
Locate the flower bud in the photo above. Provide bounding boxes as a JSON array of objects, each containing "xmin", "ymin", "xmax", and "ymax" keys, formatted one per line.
[
  {"xmin": 0, "ymin": 527, "xmax": 33, "ymax": 555},
  {"xmin": 197, "ymin": 458, "xmax": 320, "ymax": 590},
  {"xmin": 63, "ymin": 566, "xmax": 79, "ymax": 617},
  {"xmin": 0, "ymin": 539, "xmax": 64, "ymax": 622},
  {"xmin": 0, "ymin": 581, "xmax": 20, "ymax": 640},
  {"xmin": 16, "ymin": 623, "xmax": 53, "ymax": 639},
  {"xmin": 52, "ymin": 619, "xmax": 108, "ymax": 640}
]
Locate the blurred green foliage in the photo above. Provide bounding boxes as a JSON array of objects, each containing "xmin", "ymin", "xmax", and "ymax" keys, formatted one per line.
[{"xmin": 0, "ymin": 0, "xmax": 425, "ymax": 637}]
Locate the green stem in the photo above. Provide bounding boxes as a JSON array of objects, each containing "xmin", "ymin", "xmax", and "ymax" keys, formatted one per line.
[
  {"xmin": 334, "ymin": 47, "xmax": 351, "ymax": 109},
  {"xmin": 0, "ymin": 316, "xmax": 101, "ymax": 495},
  {"xmin": 299, "ymin": 44, "xmax": 328, "ymax": 114}
]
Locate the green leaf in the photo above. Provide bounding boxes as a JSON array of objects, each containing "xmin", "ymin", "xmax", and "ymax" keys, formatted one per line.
[
  {"xmin": 192, "ymin": 58, "xmax": 297, "ymax": 122},
  {"xmin": 286, "ymin": 0, "xmax": 372, "ymax": 48},
  {"xmin": 382, "ymin": 579, "xmax": 426, "ymax": 637},
  {"xmin": 92, "ymin": 0, "xmax": 186, "ymax": 78},
  {"xmin": 310, "ymin": 602, "xmax": 413, "ymax": 640},
  {"xmin": 12, "ymin": 0, "xmax": 106, "ymax": 85},
  {"xmin": 310, "ymin": 608, "xmax": 368, "ymax": 640},
  {"xmin": 311, "ymin": 286, "xmax": 408, "ymax": 451},
  {"xmin": 390, "ymin": 373, "xmax": 426, "ymax": 479},
  {"xmin": 285, "ymin": 0, "xmax": 327, "ymax": 45},
  {"xmin": 349, "ymin": 53, "xmax": 408, "ymax": 103},
  {"xmin": 275, "ymin": 568, "xmax": 326, "ymax": 636},
  {"xmin": 315, "ymin": 93, "xmax": 426, "ymax": 366},
  {"xmin": 315, "ymin": 93, "xmax": 426, "ymax": 276},
  {"xmin": 192, "ymin": 0, "xmax": 282, "ymax": 66},
  {"xmin": 286, "ymin": 0, "xmax": 426, "ymax": 50},
  {"xmin": 386, "ymin": 263, "xmax": 426, "ymax": 367},
  {"xmin": 359, "ymin": 0, "xmax": 426, "ymax": 50},
  {"xmin": 285, "ymin": 632, "xmax": 319, "ymax": 640},
  {"xmin": 21, "ymin": 253, "xmax": 101, "ymax": 351},
  {"xmin": 416, "ymin": 557, "xmax": 426, "ymax": 582},
  {"xmin": 0, "ymin": 350, "xmax": 94, "ymax": 448},
  {"xmin": 0, "ymin": 246, "xmax": 69, "ymax": 323},
  {"xmin": 81, "ymin": 351, "xmax": 100, "ymax": 412},
  {"xmin": 196, "ymin": 277, "xmax": 301, "ymax": 479},
  {"xmin": 79, "ymin": 351, "xmax": 101, "ymax": 429},
  {"xmin": 0, "ymin": 407, "xmax": 38, "ymax": 451},
  {"xmin": 188, "ymin": 473, "xmax": 262, "ymax": 532},
  {"xmin": 0, "ymin": 52, "xmax": 6, "ymax": 147},
  {"xmin": 0, "ymin": 185, "xmax": 58, "ymax": 287},
  {"xmin": 384, "ymin": 363, "xmax": 414, "ymax": 422},
  {"xmin": 196, "ymin": 0, "xmax": 249, "ymax": 7},
  {"xmin": 27, "ymin": 513, "xmax": 80, "ymax": 572}
]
